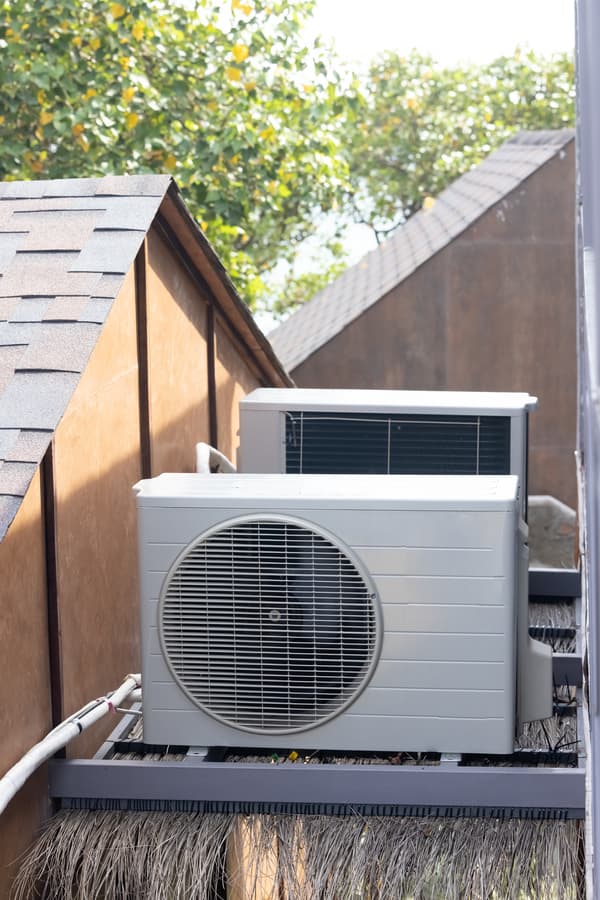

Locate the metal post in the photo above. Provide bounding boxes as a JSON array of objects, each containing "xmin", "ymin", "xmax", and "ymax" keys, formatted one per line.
[{"xmin": 575, "ymin": 0, "xmax": 600, "ymax": 891}]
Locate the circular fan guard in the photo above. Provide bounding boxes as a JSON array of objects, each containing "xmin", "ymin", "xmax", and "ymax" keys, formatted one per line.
[{"xmin": 159, "ymin": 516, "xmax": 379, "ymax": 734}]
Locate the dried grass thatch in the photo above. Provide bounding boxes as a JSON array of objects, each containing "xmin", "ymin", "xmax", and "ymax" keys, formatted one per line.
[
  {"xmin": 516, "ymin": 714, "xmax": 577, "ymax": 752},
  {"xmin": 529, "ymin": 602, "xmax": 575, "ymax": 631},
  {"xmin": 12, "ymin": 810, "xmax": 583, "ymax": 900}
]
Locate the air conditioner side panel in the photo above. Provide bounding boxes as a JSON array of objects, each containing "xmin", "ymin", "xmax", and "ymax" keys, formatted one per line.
[
  {"xmin": 140, "ymin": 504, "xmax": 517, "ymax": 754},
  {"xmin": 509, "ymin": 412, "xmax": 528, "ymax": 518},
  {"xmin": 237, "ymin": 408, "xmax": 283, "ymax": 472}
]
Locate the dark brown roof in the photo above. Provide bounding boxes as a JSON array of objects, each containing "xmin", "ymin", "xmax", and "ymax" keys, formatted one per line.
[
  {"xmin": 0, "ymin": 175, "xmax": 291, "ymax": 540},
  {"xmin": 269, "ymin": 129, "xmax": 575, "ymax": 371}
]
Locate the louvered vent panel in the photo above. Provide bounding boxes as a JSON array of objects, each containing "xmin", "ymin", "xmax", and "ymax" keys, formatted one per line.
[
  {"xmin": 285, "ymin": 412, "xmax": 511, "ymax": 475},
  {"xmin": 160, "ymin": 519, "xmax": 378, "ymax": 734}
]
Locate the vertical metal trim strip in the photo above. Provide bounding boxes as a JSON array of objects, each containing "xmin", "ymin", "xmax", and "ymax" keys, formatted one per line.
[
  {"xmin": 134, "ymin": 241, "xmax": 152, "ymax": 478},
  {"xmin": 41, "ymin": 443, "xmax": 63, "ymax": 731},
  {"xmin": 207, "ymin": 301, "xmax": 218, "ymax": 449}
]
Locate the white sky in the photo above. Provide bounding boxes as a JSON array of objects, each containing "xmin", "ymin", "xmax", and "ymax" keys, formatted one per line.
[{"xmin": 308, "ymin": 0, "xmax": 575, "ymax": 67}]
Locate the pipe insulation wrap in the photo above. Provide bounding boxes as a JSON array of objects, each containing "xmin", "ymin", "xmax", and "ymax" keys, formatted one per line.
[
  {"xmin": 0, "ymin": 674, "xmax": 141, "ymax": 817},
  {"xmin": 195, "ymin": 442, "xmax": 236, "ymax": 473}
]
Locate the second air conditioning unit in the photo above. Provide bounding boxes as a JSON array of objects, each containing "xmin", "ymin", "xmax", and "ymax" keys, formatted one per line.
[
  {"xmin": 136, "ymin": 472, "xmax": 551, "ymax": 755},
  {"xmin": 237, "ymin": 389, "xmax": 537, "ymax": 518}
]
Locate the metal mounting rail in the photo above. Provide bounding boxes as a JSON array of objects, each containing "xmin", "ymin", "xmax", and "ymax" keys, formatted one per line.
[
  {"xmin": 529, "ymin": 567, "xmax": 581, "ymax": 599},
  {"xmin": 530, "ymin": 568, "xmax": 582, "ymax": 686},
  {"xmin": 553, "ymin": 653, "xmax": 583, "ymax": 686},
  {"xmin": 49, "ymin": 756, "xmax": 584, "ymax": 820}
]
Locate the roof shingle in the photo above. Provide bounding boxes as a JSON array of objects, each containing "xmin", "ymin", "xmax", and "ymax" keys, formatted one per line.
[
  {"xmin": 18, "ymin": 322, "xmax": 100, "ymax": 373},
  {"xmin": 0, "ymin": 174, "xmax": 168, "ymax": 538},
  {"xmin": 0, "ymin": 170, "xmax": 291, "ymax": 541}
]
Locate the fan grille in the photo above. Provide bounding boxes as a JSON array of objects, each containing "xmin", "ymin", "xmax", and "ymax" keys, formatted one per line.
[
  {"xmin": 160, "ymin": 517, "xmax": 378, "ymax": 733},
  {"xmin": 285, "ymin": 411, "xmax": 511, "ymax": 475}
]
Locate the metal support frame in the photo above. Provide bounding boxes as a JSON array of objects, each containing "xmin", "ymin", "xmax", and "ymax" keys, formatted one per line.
[
  {"xmin": 49, "ymin": 567, "xmax": 584, "ymax": 822},
  {"xmin": 575, "ymin": 2, "xmax": 600, "ymax": 889},
  {"xmin": 554, "ymin": 653, "xmax": 583, "ymax": 687},
  {"xmin": 49, "ymin": 756, "xmax": 584, "ymax": 820},
  {"xmin": 531, "ymin": 568, "xmax": 582, "ymax": 685},
  {"xmin": 93, "ymin": 707, "xmax": 142, "ymax": 760},
  {"xmin": 529, "ymin": 568, "xmax": 581, "ymax": 599}
]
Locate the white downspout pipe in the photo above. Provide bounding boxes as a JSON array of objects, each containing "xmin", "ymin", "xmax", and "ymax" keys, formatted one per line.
[{"xmin": 0, "ymin": 673, "xmax": 141, "ymax": 817}]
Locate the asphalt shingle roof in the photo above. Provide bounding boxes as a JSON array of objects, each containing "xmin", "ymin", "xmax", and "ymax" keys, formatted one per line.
[
  {"xmin": 0, "ymin": 174, "xmax": 168, "ymax": 539},
  {"xmin": 269, "ymin": 130, "xmax": 575, "ymax": 372},
  {"xmin": 0, "ymin": 172, "xmax": 292, "ymax": 542}
]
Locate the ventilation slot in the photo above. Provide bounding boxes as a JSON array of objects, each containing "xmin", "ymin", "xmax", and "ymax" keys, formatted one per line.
[
  {"xmin": 285, "ymin": 412, "xmax": 511, "ymax": 476},
  {"xmin": 160, "ymin": 518, "xmax": 378, "ymax": 734}
]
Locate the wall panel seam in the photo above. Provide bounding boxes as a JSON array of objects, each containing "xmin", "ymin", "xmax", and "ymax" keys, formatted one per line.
[
  {"xmin": 40, "ymin": 443, "xmax": 63, "ymax": 736},
  {"xmin": 134, "ymin": 240, "xmax": 152, "ymax": 479}
]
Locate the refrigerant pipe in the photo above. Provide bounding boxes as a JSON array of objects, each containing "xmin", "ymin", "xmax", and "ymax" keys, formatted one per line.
[
  {"xmin": 195, "ymin": 442, "xmax": 236, "ymax": 473},
  {"xmin": 0, "ymin": 673, "xmax": 141, "ymax": 817}
]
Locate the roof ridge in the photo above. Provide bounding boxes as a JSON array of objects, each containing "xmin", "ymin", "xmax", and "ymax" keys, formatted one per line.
[{"xmin": 0, "ymin": 173, "xmax": 173, "ymax": 201}]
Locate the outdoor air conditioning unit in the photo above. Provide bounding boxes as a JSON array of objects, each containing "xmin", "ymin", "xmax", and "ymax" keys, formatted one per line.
[
  {"xmin": 237, "ymin": 389, "xmax": 537, "ymax": 518},
  {"xmin": 136, "ymin": 472, "xmax": 551, "ymax": 755}
]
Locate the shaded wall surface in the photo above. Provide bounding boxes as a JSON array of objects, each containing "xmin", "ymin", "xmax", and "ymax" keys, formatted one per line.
[
  {"xmin": 0, "ymin": 470, "xmax": 51, "ymax": 889},
  {"xmin": 215, "ymin": 320, "xmax": 262, "ymax": 461},
  {"xmin": 146, "ymin": 228, "xmax": 211, "ymax": 474},
  {"xmin": 292, "ymin": 146, "xmax": 576, "ymax": 506},
  {"xmin": 0, "ymin": 225, "xmax": 264, "ymax": 894}
]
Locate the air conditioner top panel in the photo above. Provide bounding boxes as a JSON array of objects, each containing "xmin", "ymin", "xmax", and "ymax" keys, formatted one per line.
[
  {"xmin": 240, "ymin": 388, "xmax": 538, "ymax": 415},
  {"xmin": 135, "ymin": 473, "xmax": 519, "ymax": 511}
]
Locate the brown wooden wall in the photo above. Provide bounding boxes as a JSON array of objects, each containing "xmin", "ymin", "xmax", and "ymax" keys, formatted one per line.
[
  {"xmin": 146, "ymin": 229, "xmax": 212, "ymax": 474},
  {"xmin": 292, "ymin": 145, "xmax": 577, "ymax": 506},
  {"xmin": 0, "ymin": 223, "xmax": 266, "ymax": 895},
  {"xmin": 215, "ymin": 320, "xmax": 262, "ymax": 460},
  {"xmin": 53, "ymin": 265, "xmax": 142, "ymax": 757},
  {"xmin": 0, "ymin": 470, "xmax": 51, "ymax": 890}
]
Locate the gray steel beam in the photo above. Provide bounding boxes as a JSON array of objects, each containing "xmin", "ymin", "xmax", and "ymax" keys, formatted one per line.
[
  {"xmin": 553, "ymin": 653, "xmax": 583, "ymax": 687},
  {"xmin": 49, "ymin": 758, "xmax": 584, "ymax": 819},
  {"xmin": 576, "ymin": 0, "xmax": 600, "ymax": 888},
  {"xmin": 529, "ymin": 568, "xmax": 581, "ymax": 599},
  {"xmin": 93, "ymin": 705, "xmax": 141, "ymax": 760}
]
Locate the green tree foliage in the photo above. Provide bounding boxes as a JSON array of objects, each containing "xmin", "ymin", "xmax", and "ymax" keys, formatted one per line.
[
  {"xmin": 344, "ymin": 49, "xmax": 575, "ymax": 244},
  {"xmin": 266, "ymin": 252, "xmax": 347, "ymax": 319},
  {"xmin": 0, "ymin": 0, "xmax": 352, "ymax": 305},
  {"xmin": 0, "ymin": 3, "xmax": 575, "ymax": 313}
]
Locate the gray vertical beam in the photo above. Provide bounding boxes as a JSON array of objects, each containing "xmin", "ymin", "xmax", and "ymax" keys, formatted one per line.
[{"xmin": 575, "ymin": 0, "xmax": 600, "ymax": 892}]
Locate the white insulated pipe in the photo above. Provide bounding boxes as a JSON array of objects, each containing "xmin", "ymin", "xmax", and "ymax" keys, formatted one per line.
[
  {"xmin": 195, "ymin": 442, "xmax": 236, "ymax": 474},
  {"xmin": 0, "ymin": 673, "xmax": 141, "ymax": 817}
]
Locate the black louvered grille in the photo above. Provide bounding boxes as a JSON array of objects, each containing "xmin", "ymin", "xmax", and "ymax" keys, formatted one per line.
[
  {"xmin": 160, "ymin": 519, "xmax": 378, "ymax": 734},
  {"xmin": 285, "ymin": 412, "xmax": 511, "ymax": 476}
]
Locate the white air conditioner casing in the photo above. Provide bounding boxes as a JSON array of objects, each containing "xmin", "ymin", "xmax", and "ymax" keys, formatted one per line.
[
  {"xmin": 238, "ymin": 389, "xmax": 537, "ymax": 518},
  {"xmin": 136, "ymin": 473, "xmax": 551, "ymax": 754}
]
